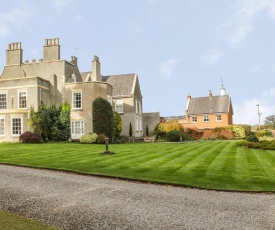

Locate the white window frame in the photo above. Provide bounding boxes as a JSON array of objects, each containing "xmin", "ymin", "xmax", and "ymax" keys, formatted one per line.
[
  {"xmin": 115, "ymin": 99, "xmax": 123, "ymax": 114},
  {"xmin": 72, "ymin": 91, "xmax": 82, "ymax": 109},
  {"xmin": 216, "ymin": 115, "xmax": 222, "ymax": 122},
  {"xmin": 18, "ymin": 91, "xmax": 27, "ymax": 109},
  {"xmin": 192, "ymin": 116, "xmax": 197, "ymax": 123},
  {"xmin": 71, "ymin": 120, "xmax": 84, "ymax": 135},
  {"xmin": 11, "ymin": 117, "xmax": 23, "ymax": 136},
  {"xmin": 139, "ymin": 101, "xmax": 142, "ymax": 115},
  {"xmin": 139, "ymin": 119, "xmax": 142, "ymax": 132},
  {"xmin": 203, "ymin": 115, "xmax": 210, "ymax": 122},
  {"xmin": 0, "ymin": 93, "xmax": 7, "ymax": 109},
  {"xmin": 0, "ymin": 117, "xmax": 5, "ymax": 136}
]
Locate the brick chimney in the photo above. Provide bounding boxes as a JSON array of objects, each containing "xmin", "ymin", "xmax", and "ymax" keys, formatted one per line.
[
  {"xmin": 209, "ymin": 90, "xmax": 212, "ymax": 99},
  {"xmin": 6, "ymin": 42, "xmax": 23, "ymax": 65}
]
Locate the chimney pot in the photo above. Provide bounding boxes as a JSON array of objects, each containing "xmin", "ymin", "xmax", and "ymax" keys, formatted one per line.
[{"xmin": 209, "ymin": 90, "xmax": 213, "ymax": 99}]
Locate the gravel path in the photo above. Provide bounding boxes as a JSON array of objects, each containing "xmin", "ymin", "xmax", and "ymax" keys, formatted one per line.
[{"xmin": 0, "ymin": 165, "xmax": 274, "ymax": 230}]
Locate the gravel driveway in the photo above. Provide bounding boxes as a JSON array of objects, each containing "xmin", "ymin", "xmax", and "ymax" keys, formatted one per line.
[{"xmin": 0, "ymin": 164, "xmax": 274, "ymax": 229}]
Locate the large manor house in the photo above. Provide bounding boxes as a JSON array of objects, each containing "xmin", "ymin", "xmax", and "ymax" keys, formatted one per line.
[{"xmin": 0, "ymin": 38, "xmax": 233, "ymax": 142}]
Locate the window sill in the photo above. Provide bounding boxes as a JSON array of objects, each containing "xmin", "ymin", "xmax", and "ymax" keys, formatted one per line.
[{"xmin": 72, "ymin": 108, "xmax": 83, "ymax": 111}]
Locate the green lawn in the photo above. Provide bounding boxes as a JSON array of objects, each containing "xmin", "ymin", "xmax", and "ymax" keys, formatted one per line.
[
  {"xmin": 0, "ymin": 141, "xmax": 274, "ymax": 191},
  {"xmin": 0, "ymin": 211, "xmax": 56, "ymax": 230}
]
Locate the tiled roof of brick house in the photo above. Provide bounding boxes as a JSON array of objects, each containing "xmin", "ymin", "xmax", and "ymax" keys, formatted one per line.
[{"xmin": 187, "ymin": 95, "xmax": 232, "ymax": 115}]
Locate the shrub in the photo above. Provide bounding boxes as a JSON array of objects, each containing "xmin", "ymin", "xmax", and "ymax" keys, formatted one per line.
[
  {"xmin": 129, "ymin": 122, "xmax": 133, "ymax": 137},
  {"xmin": 113, "ymin": 135, "xmax": 129, "ymax": 144},
  {"xmin": 19, "ymin": 131, "xmax": 42, "ymax": 143},
  {"xmin": 243, "ymin": 125, "xmax": 252, "ymax": 136},
  {"xmin": 157, "ymin": 118, "xmax": 184, "ymax": 132},
  {"xmin": 232, "ymin": 125, "xmax": 245, "ymax": 139},
  {"xmin": 264, "ymin": 130, "xmax": 273, "ymax": 136},
  {"xmin": 185, "ymin": 128, "xmax": 203, "ymax": 140},
  {"xmin": 146, "ymin": 125, "xmax": 149, "ymax": 136},
  {"xmin": 29, "ymin": 102, "xmax": 71, "ymax": 142},
  {"xmin": 96, "ymin": 134, "xmax": 107, "ymax": 144},
  {"xmin": 113, "ymin": 112, "xmax": 122, "ymax": 141},
  {"xmin": 165, "ymin": 130, "xmax": 185, "ymax": 142},
  {"xmin": 153, "ymin": 130, "xmax": 167, "ymax": 141},
  {"xmin": 93, "ymin": 97, "xmax": 114, "ymax": 142},
  {"xmin": 80, "ymin": 133, "xmax": 98, "ymax": 144},
  {"xmin": 246, "ymin": 134, "xmax": 259, "ymax": 142},
  {"xmin": 237, "ymin": 140, "xmax": 249, "ymax": 147}
]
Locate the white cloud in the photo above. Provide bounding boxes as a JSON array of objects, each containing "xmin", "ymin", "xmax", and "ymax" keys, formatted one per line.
[
  {"xmin": 52, "ymin": 0, "xmax": 74, "ymax": 9},
  {"xmin": 202, "ymin": 51, "xmax": 223, "ymax": 64},
  {"xmin": 0, "ymin": 7, "xmax": 32, "ymax": 38},
  {"xmin": 228, "ymin": 0, "xmax": 275, "ymax": 48},
  {"xmin": 234, "ymin": 87, "xmax": 275, "ymax": 125},
  {"xmin": 160, "ymin": 58, "xmax": 179, "ymax": 80}
]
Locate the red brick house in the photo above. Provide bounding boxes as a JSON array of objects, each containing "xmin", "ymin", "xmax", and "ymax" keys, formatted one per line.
[{"xmin": 183, "ymin": 85, "xmax": 233, "ymax": 129}]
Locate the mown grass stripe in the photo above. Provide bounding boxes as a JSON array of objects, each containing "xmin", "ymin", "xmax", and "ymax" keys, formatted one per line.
[{"xmin": 0, "ymin": 142, "xmax": 274, "ymax": 191}]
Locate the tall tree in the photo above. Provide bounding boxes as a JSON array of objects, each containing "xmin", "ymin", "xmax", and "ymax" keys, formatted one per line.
[
  {"xmin": 92, "ymin": 97, "xmax": 114, "ymax": 141},
  {"xmin": 264, "ymin": 115, "xmax": 275, "ymax": 129}
]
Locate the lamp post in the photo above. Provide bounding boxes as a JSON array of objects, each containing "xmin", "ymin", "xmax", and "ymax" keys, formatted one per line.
[
  {"xmin": 256, "ymin": 104, "xmax": 261, "ymax": 131},
  {"xmin": 104, "ymin": 137, "xmax": 110, "ymax": 154}
]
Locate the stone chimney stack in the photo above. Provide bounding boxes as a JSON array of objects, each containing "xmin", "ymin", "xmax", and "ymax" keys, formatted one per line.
[
  {"xmin": 209, "ymin": 90, "xmax": 213, "ymax": 99},
  {"xmin": 71, "ymin": 56, "xmax": 78, "ymax": 66},
  {"xmin": 91, "ymin": 55, "xmax": 102, "ymax": 81},
  {"xmin": 185, "ymin": 93, "xmax": 191, "ymax": 116},
  {"xmin": 43, "ymin": 38, "xmax": 60, "ymax": 61},
  {"xmin": 6, "ymin": 42, "xmax": 23, "ymax": 65}
]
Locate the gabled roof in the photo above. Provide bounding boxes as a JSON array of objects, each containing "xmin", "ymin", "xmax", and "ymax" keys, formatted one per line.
[
  {"xmin": 104, "ymin": 73, "xmax": 136, "ymax": 96},
  {"xmin": 79, "ymin": 72, "xmax": 137, "ymax": 97},
  {"xmin": 187, "ymin": 95, "xmax": 231, "ymax": 115}
]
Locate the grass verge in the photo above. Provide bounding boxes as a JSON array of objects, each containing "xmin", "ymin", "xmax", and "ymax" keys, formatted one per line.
[
  {"xmin": 0, "ymin": 210, "xmax": 56, "ymax": 230},
  {"xmin": 0, "ymin": 141, "xmax": 274, "ymax": 192}
]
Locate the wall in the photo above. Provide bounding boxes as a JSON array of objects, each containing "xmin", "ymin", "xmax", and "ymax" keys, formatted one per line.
[
  {"xmin": 183, "ymin": 113, "xmax": 232, "ymax": 129},
  {"xmin": 142, "ymin": 112, "xmax": 160, "ymax": 135},
  {"xmin": 0, "ymin": 77, "xmax": 50, "ymax": 142},
  {"xmin": 65, "ymin": 81, "xmax": 112, "ymax": 139}
]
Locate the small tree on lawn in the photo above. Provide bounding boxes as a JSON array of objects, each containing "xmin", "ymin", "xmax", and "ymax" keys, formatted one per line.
[
  {"xmin": 146, "ymin": 125, "xmax": 149, "ymax": 136},
  {"xmin": 129, "ymin": 122, "xmax": 133, "ymax": 137},
  {"xmin": 93, "ymin": 97, "xmax": 114, "ymax": 142},
  {"xmin": 113, "ymin": 111, "xmax": 122, "ymax": 141}
]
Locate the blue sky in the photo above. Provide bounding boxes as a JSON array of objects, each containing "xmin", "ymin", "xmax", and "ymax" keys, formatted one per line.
[{"xmin": 1, "ymin": 0, "xmax": 275, "ymax": 125}]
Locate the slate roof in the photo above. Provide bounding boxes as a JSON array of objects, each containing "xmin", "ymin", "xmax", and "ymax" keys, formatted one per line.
[
  {"xmin": 104, "ymin": 73, "xmax": 136, "ymax": 96},
  {"xmin": 187, "ymin": 95, "xmax": 231, "ymax": 115},
  {"xmin": 80, "ymin": 72, "xmax": 136, "ymax": 96}
]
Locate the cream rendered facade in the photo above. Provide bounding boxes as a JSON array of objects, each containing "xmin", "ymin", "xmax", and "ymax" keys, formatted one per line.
[{"xmin": 0, "ymin": 38, "xmax": 143, "ymax": 142}]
